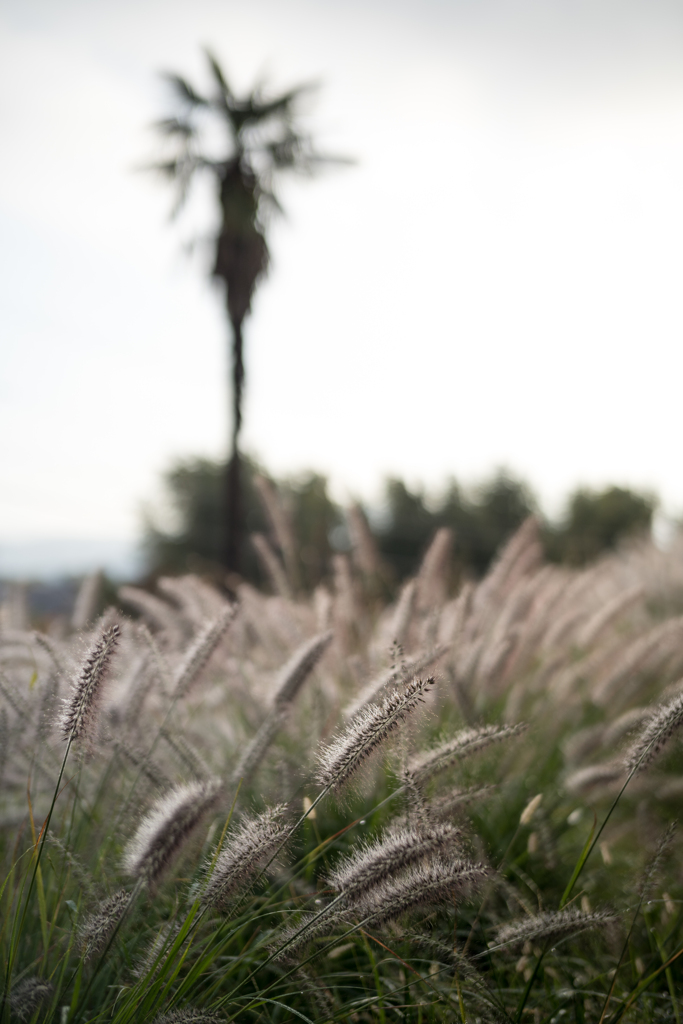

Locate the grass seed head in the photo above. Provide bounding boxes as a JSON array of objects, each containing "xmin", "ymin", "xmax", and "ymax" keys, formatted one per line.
[
  {"xmin": 201, "ymin": 803, "xmax": 290, "ymax": 908},
  {"xmin": 80, "ymin": 888, "xmax": 130, "ymax": 960},
  {"xmin": 316, "ymin": 676, "xmax": 435, "ymax": 790},
  {"xmin": 353, "ymin": 857, "xmax": 487, "ymax": 926},
  {"xmin": 9, "ymin": 978, "xmax": 54, "ymax": 1021},
  {"xmin": 60, "ymin": 623, "xmax": 120, "ymax": 744},
  {"xmin": 495, "ymin": 908, "xmax": 617, "ymax": 949},
  {"xmin": 123, "ymin": 778, "xmax": 221, "ymax": 885},
  {"xmin": 328, "ymin": 822, "xmax": 464, "ymax": 901},
  {"xmin": 625, "ymin": 691, "xmax": 683, "ymax": 775},
  {"xmin": 405, "ymin": 722, "xmax": 527, "ymax": 786}
]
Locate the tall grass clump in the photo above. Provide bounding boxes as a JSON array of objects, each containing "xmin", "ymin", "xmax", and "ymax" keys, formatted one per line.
[{"xmin": 3, "ymin": 503, "xmax": 683, "ymax": 1021}]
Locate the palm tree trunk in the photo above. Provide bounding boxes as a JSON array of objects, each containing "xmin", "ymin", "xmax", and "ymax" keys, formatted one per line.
[{"xmin": 224, "ymin": 316, "xmax": 245, "ymax": 573}]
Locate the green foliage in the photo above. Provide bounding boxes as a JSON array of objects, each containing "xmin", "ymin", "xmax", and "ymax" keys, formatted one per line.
[
  {"xmin": 144, "ymin": 457, "xmax": 342, "ymax": 591},
  {"xmin": 375, "ymin": 471, "xmax": 536, "ymax": 581},
  {"xmin": 546, "ymin": 485, "xmax": 656, "ymax": 565},
  {"xmin": 145, "ymin": 461, "xmax": 658, "ymax": 593}
]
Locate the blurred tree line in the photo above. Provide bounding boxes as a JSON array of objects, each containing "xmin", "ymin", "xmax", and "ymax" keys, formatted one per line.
[{"xmin": 144, "ymin": 458, "xmax": 656, "ymax": 593}]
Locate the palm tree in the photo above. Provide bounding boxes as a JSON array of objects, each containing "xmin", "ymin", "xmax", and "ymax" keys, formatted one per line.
[{"xmin": 152, "ymin": 51, "xmax": 340, "ymax": 573}]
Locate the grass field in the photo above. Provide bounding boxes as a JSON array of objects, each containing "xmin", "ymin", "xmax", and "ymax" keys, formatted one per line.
[{"xmin": 3, "ymin": 517, "xmax": 683, "ymax": 1022}]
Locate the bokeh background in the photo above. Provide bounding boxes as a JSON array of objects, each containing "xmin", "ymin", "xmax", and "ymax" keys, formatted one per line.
[{"xmin": 3, "ymin": 0, "xmax": 683, "ymax": 584}]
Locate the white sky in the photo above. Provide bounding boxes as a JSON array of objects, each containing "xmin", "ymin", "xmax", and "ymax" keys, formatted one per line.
[{"xmin": 2, "ymin": 0, "xmax": 683, "ymax": 544}]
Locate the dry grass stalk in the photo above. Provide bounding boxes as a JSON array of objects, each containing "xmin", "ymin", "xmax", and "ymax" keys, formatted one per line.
[
  {"xmin": 254, "ymin": 474, "xmax": 299, "ymax": 589},
  {"xmin": 71, "ymin": 570, "xmax": 103, "ymax": 630},
  {"xmin": 251, "ymin": 533, "xmax": 292, "ymax": 598}
]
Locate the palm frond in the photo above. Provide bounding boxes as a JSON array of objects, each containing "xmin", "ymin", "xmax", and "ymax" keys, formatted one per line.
[
  {"xmin": 204, "ymin": 49, "xmax": 233, "ymax": 101},
  {"xmin": 154, "ymin": 117, "xmax": 196, "ymax": 139},
  {"xmin": 162, "ymin": 72, "xmax": 209, "ymax": 108}
]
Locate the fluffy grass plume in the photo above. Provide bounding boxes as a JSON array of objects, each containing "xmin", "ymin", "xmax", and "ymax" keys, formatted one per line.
[
  {"xmin": 405, "ymin": 721, "xmax": 527, "ymax": 786},
  {"xmin": 352, "ymin": 857, "xmax": 487, "ymax": 926},
  {"xmin": 495, "ymin": 908, "xmax": 617, "ymax": 948},
  {"xmin": 122, "ymin": 779, "xmax": 221, "ymax": 884},
  {"xmin": 625, "ymin": 690, "xmax": 683, "ymax": 774},
  {"xmin": 316, "ymin": 675, "xmax": 435, "ymax": 789},
  {"xmin": 7, "ymin": 517, "xmax": 683, "ymax": 1022},
  {"xmin": 328, "ymin": 822, "xmax": 463, "ymax": 899},
  {"xmin": 80, "ymin": 889, "xmax": 130, "ymax": 960},
  {"xmin": 60, "ymin": 623, "xmax": 120, "ymax": 743},
  {"xmin": 201, "ymin": 804, "xmax": 290, "ymax": 908}
]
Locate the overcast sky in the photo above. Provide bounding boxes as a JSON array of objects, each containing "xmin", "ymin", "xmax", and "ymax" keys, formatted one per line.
[{"xmin": 3, "ymin": 0, "xmax": 683, "ymax": 550}]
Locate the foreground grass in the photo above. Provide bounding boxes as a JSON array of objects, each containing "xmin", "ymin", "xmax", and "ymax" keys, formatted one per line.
[{"xmin": 3, "ymin": 518, "xmax": 683, "ymax": 1021}]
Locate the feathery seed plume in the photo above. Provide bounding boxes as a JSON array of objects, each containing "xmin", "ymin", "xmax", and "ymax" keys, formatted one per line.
[
  {"xmin": 201, "ymin": 804, "xmax": 290, "ymax": 908},
  {"xmin": 8, "ymin": 978, "xmax": 54, "ymax": 1021},
  {"xmin": 347, "ymin": 502, "xmax": 382, "ymax": 578},
  {"xmin": 328, "ymin": 823, "xmax": 463, "ymax": 901},
  {"xmin": 275, "ymin": 851, "xmax": 482, "ymax": 961},
  {"xmin": 32, "ymin": 630, "xmax": 71, "ymax": 680},
  {"xmin": 60, "ymin": 624, "xmax": 120, "ymax": 743},
  {"xmin": 48, "ymin": 836, "xmax": 96, "ymax": 895},
  {"xmin": 353, "ymin": 857, "xmax": 486, "ymax": 926},
  {"xmin": 174, "ymin": 606, "xmax": 237, "ymax": 697},
  {"xmin": 134, "ymin": 922, "xmax": 180, "ymax": 978},
  {"xmin": 137, "ymin": 622, "xmax": 173, "ymax": 693},
  {"xmin": 114, "ymin": 741, "xmax": 169, "ymax": 791},
  {"xmin": 254, "ymin": 473, "xmax": 299, "ymax": 587},
  {"xmin": 118, "ymin": 585, "xmax": 183, "ymax": 637},
  {"xmin": 389, "ymin": 579, "xmax": 417, "ymax": 647},
  {"xmin": 229, "ymin": 632, "xmax": 331, "ymax": 786},
  {"xmin": 494, "ymin": 908, "xmax": 616, "ymax": 949},
  {"xmin": 343, "ymin": 645, "xmax": 449, "ymax": 721},
  {"xmin": 80, "ymin": 888, "xmax": 130, "ymax": 960},
  {"xmin": 229, "ymin": 710, "xmax": 286, "ymax": 786},
  {"xmin": 273, "ymin": 631, "xmax": 333, "ymax": 708},
  {"xmin": 0, "ymin": 669, "xmax": 31, "ymax": 720},
  {"xmin": 625, "ymin": 690, "xmax": 683, "ymax": 774},
  {"xmin": 639, "ymin": 822, "xmax": 677, "ymax": 902},
  {"xmin": 71, "ymin": 570, "xmax": 104, "ymax": 630},
  {"xmin": 316, "ymin": 676, "xmax": 435, "ymax": 790},
  {"xmin": 405, "ymin": 722, "xmax": 527, "ymax": 787},
  {"xmin": 430, "ymin": 784, "xmax": 497, "ymax": 821},
  {"xmin": 160, "ymin": 729, "xmax": 211, "ymax": 781},
  {"xmin": 123, "ymin": 778, "xmax": 221, "ymax": 885}
]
